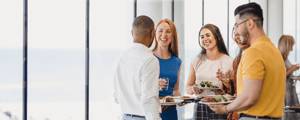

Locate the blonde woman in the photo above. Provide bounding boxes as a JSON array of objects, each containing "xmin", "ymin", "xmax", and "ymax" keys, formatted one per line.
[
  {"xmin": 152, "ymin": 19, "xmax": 182, "ymax": 120},
  {"xmin": 278, "ymin": 35, "xmax": 300, "ymax": 119}
]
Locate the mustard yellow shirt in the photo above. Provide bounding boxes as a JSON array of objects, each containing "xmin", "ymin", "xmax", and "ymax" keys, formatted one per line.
[{"xmin": 237, "ymin": 36, "xmax": 286, "ymax": 117}]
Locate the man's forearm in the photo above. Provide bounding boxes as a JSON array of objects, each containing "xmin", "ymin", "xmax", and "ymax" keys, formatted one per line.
[{"xmin": 227, "ymin": 93, "xmax": 257, "ymax": 112}]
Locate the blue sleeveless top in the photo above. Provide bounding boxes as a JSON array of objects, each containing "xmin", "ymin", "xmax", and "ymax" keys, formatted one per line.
[
  {"xmin": 155, "ymin": 54, "xmax": 182, "ymax": 120},
  {"xmin": 155, "ymin": 55, "xmax": 182, "ymax": 97}
]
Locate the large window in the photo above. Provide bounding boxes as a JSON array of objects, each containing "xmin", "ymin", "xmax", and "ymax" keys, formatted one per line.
[
  {"xmin": 184, "ymin": 1, "xmax": 202, "ymax": 118},
  {"xmin": 2, "ymin": 0, "xmax": 299, "ymax": 119},
  {"xmin": 0, "ymin": 1, "xmax": 23, "ymax": 119},
  {"xmin": 90, "ymin": 0, "xmax": 128, "ymax": 119},
  {"xmin": 0, "ymin": 0, "xmax": 128, "ymax": 119},
  {"xmin": 284, "ymin": 0, "xmax": 300, "ymax": 100},
  {"xmin": 27, "ymin": 0, "xmax": 85, "ymax": 119},
  {"xmin": 228, "ymin": 0, "xmax": 249, "ymax": 58}
]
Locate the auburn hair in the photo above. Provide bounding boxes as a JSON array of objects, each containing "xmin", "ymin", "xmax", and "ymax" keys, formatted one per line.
[{"xmin": 153, "ymin": 19, "xmax": 179, "ymax": 56}]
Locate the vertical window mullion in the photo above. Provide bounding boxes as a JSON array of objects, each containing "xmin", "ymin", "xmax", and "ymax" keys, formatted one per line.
[
  {"xmin": 295, "ymin": 0, "xmax": 297, "ymax": 62},
  {"xmin": 202, "ymin": 0, "xmax": 204, "ymax": 26},
  {"xmin": 23, "ymin": 0, "xmax": 28, "ymax": 120},
  {"xmin": 227, "ymin": 0, "xmax": 229, "ymax": 50},
  {"xmin": 134, "ymin": 0, "xmax": 137, "ymax": 19},
  {"xmin": 172, "ymin": 0, "xmax": 174, "ymax": 22},
  {"xmin": 85, "ymin": 0, "xmax": 90, "ymax": 120}
]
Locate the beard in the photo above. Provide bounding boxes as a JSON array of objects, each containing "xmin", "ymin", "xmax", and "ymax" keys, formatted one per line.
[{"xmin": 240, "ymin": 25, "xmax": 250, "ymax": 45}]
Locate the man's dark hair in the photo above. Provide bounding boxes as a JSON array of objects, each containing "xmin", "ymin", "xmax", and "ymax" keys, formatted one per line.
[
  {"xmin": 132, "ymin": 15, "xmax": 154, "ymax": 38},
  {"xmin": 234, "ymin": 2, "xmax": 263, "ymax": 28}
]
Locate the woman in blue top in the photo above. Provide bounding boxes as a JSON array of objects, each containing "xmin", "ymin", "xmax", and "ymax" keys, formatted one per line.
[{"xmin": 152, "ymin": 19, "xmax": 182, "ymax": 120}]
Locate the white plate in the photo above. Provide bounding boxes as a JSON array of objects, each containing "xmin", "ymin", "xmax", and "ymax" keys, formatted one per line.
[
  {"xmin": 207, "ymin": 95, "xmax": 223, "ymax": 97},
  {"xmin": 200, "ymin": 95, "xmax": 232, "ymax": 104},
  {"xmin": 199, "ymin": 101, "xmax": 231, "ymax": 105},
  {"xmin": 291, "ymin": 76, "xmax": 300, "ymax": 80},
  {"xmin": 160, "ymin": 99, "xmax": 184, "ymax": 105},
  {"xmin": 172, "ymin": 96, "xmax": 198, "ymax": 100},
  {"xmin": 285, "ymin": 106, "xmax": 300, "ymax": 108},
  {"xmin": 207, "ymin": 94, "xmax": 237, "ymax": 99},
  {"xmin": 223, "ymin": 95, "xmax": 237, "ymax": 100}
]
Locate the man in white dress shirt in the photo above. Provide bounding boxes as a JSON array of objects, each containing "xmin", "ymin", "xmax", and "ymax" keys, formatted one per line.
[{"xmin": 113, "ymin": 15, "xmax": 161, "ymax": 120}]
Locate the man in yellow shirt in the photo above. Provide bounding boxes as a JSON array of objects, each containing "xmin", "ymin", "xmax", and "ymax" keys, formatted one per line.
[{"xmin": 208, "ymin": 2, "xmax": 286, "ymax": 119}]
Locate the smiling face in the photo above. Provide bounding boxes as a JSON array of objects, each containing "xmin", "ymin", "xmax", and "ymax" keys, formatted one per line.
[
  {"xmin": 233, "ymin": 28, "xmax": 249, "ymax": 50},
  {"xmin": 200, "ymin": 28, "xmax": 217, "ymax": 50},
  {"xmin": 155, "ymin": 22, "xmax": 173, "ymax": 48},
  {"xmin": 235, "ymin": 15, "xmax": 250, "ymax": 45}
]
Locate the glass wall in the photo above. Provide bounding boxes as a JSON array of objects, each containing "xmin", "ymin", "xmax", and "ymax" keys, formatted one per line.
[
  {"xmin": 284, "ymin": 0, "xmax": 296, "ymax": 64},
  {"xmin": 204, "ymin": 0, "xmax": 228, "ymax": 49},
  {"xmin": 0, "ymin": 0, "xmax": 128, "ymax": 119},
  {"xmin": 89, "ymin": 0, "xmax": 128, "ymax": 119},
  {"xmin": 0, "ymin": 1, "xmax": 23, "ymax": 120},
  {"xmin": 184, "ymin": 1, "xmax": 202, "ymax": 118},
  {"xmin": 284, "ymin": 0, "xmax": 300, "ymax": 101},
  {"xmin": 298, "ymin": 0, "xmax": 300, "ymax": 69},
  {"xmin": 228, "ymin": 0, "xmax": 249, "ymax": 58},
  {"xmin": 2, "ymin": 0, "xmax": 299, "ymax": 119},
  {"xmin": 27, "ymin": 0, "xmax": 85, "ymax": 119}
]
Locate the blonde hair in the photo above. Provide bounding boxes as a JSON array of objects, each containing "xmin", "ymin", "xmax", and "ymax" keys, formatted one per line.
[
  {"xmin": 278, "ymin": 35, "xmax": 295, "ymax": 60},
  {"xmin": 153, "ymin": 19, "xmax": 179, "ymax": 56}
]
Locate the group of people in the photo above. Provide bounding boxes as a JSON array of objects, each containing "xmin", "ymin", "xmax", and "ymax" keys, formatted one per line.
[{"xmin": 113, "ymin": 2, "xmax": 300, "ymax": 120}]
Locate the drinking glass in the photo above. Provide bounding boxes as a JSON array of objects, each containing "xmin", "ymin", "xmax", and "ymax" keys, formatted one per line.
[
  {"xmin": 159, "ymin": 77, "xmax": 169, "ymax": 90},
  {"xmin": 220, "ymin": 68, "xmax": 231, "ymax": 82}
]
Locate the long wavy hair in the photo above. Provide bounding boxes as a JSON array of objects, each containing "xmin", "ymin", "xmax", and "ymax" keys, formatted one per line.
[
  {"xmin": 232, "ymin": 49, "xmax": 243, "ymax": 77},
  {"xmin": 152, "ymin": 19, "xmax": 179, "ymax": 56},
  {"xmin": 198, "ymin": 24, "xmax": 229, "ymax": 60},
  {"xmin": 278, "ymin": 35, "xmax": 295, "ymax": 60}
]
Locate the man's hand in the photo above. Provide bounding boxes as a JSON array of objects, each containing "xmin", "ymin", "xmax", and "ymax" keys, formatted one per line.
[{"xmin": 207, "ymin": 104, "xmax": 228, "ymax": 114}]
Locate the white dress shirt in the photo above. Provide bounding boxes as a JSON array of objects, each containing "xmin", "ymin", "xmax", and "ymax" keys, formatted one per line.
[{"xmin": 113, "ymin": 43, "xmax": 161, "ymax": 120}]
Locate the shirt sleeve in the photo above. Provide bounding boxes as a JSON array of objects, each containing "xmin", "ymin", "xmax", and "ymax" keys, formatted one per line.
[
  {"xmin": 241, "ymin": 49, "xmax": 265, "ymax": 80},
  {"xmin": 140, "ymin": 57, "xmax": 162, "ymax": 120},
  {"xmin": 112, "ymin": 60, "xmax": 119, "ymax": 104},
  {"xmin": 191, "ymin": 56, "xmax": 201, "ymax": 72}
]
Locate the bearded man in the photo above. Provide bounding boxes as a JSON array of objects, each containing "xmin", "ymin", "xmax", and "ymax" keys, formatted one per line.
[{"xmin": 208, "ymin": 2, "xmax": 286, "ymax": 120}]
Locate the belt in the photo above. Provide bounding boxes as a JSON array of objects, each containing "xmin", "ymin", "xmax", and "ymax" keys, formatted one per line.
[
  {"xmin": 240, "ymin": 113, "xmax": 279, "ymax": 119},
  {"xmin": 124, "ymin": 114, "xmax": 145, "ymax": 118}
]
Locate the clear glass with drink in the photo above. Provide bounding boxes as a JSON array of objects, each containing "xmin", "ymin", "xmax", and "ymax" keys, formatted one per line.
[
  {"xmin": 220, "ymin": 68, "xmax": 231, "ymax": 82},
  {"xmin": 159, "ymin": 77, "xmax": 169, "ymax": 91}
]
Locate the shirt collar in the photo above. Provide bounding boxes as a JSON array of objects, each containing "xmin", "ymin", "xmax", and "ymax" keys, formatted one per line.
[
  {"xmin": 132, "ymin": 43, "xmax": 152, "ymax": 53},
  {"xmin": 252, "ymin": 36, "xmax": 271, "ymax": 46}
]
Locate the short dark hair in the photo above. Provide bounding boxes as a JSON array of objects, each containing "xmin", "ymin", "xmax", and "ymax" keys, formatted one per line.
[
  {"xmin": 132, "ymin": 15, "xmax": 154, "ymax": 37},
  {"xmin": 234, "ymin": 2, "xmax": 263, "ymax": 28}
]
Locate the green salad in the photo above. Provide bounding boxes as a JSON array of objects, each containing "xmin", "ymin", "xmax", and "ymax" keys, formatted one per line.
[
  {"xmin": 213, "ymin": 96, "xmax": 229, "ymax": 102},
  {"xmin": 200, "ymin": 81, "xmax": 219, "ymax": 88}
]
